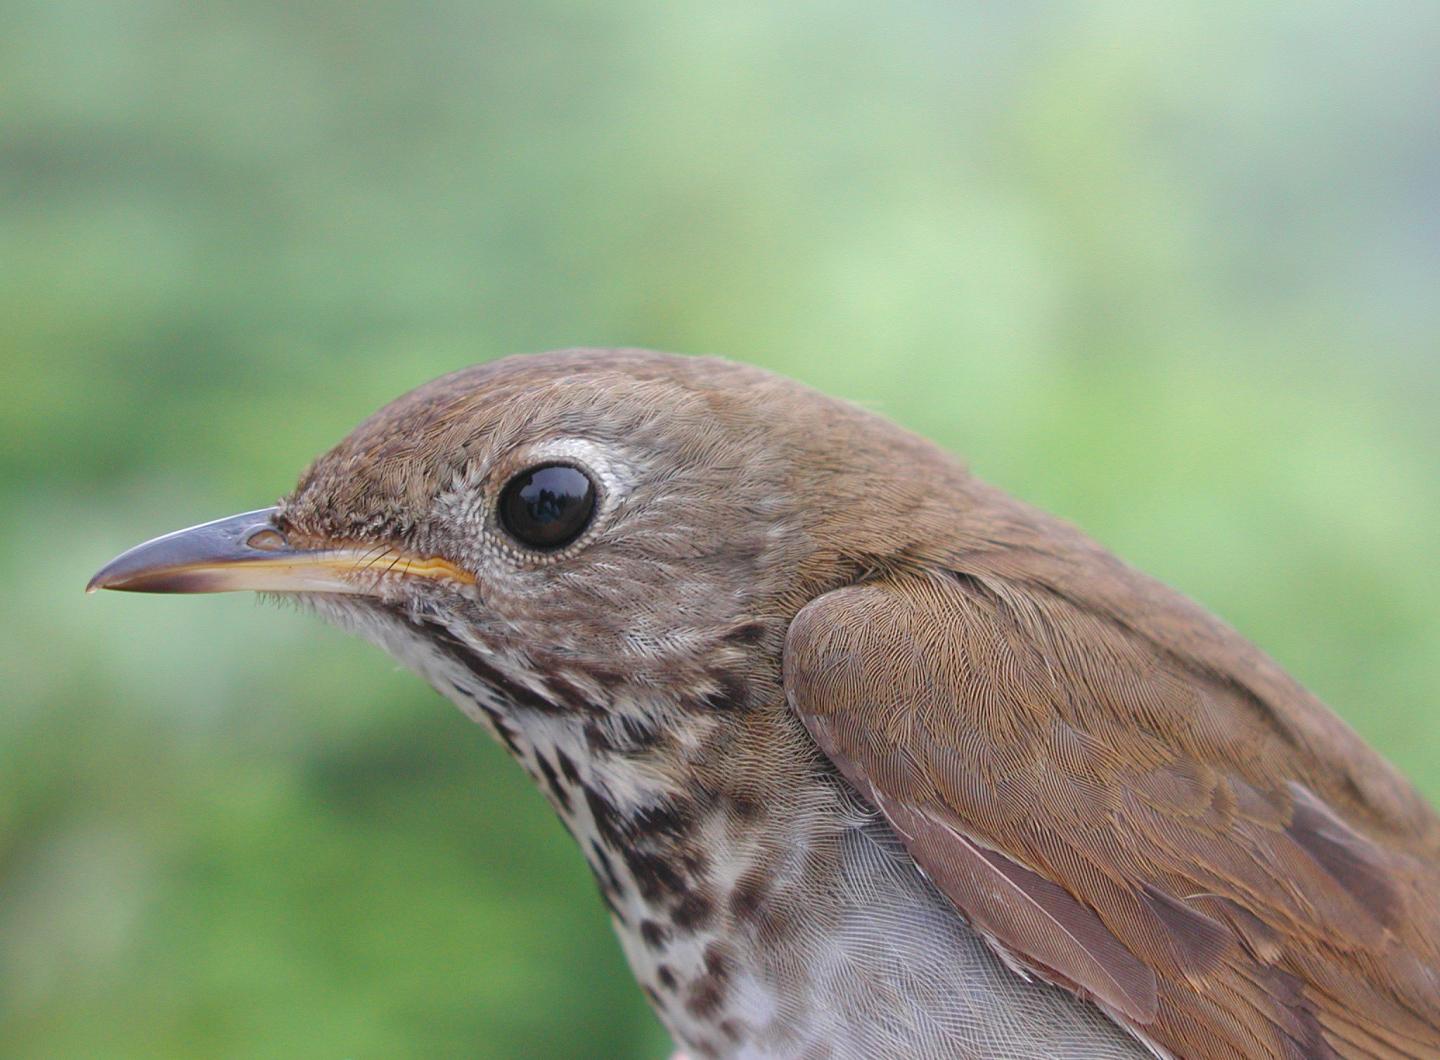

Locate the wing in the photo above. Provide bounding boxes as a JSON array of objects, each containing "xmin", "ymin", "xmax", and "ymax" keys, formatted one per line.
[{"xmin": 783, "ymin": 569, "xmax": 1440, "ymax": 1060}]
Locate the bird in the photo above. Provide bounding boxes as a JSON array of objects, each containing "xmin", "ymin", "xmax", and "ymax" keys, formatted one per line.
[{"xmin": 88, "ymin": 348, "xmax": 1440, "ymax": 1060}]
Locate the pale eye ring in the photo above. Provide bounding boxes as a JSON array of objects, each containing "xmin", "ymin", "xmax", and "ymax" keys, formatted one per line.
[{"xmin": 498, "ymin": 463, "xmax": 596, "ymax": 551}]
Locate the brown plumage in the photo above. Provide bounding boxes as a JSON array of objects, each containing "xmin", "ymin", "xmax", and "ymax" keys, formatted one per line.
[
  {"xmin": 787, "ymin": 565, "xmax": 1440, "ymax": 1058},
  {"xmin": 90, "ymin": 349, "xmax": 1440, "ymax": 1059}
]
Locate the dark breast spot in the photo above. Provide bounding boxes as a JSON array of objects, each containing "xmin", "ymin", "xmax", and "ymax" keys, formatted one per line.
[
  {"xmin": 686, "ymin": 974, "xmax": 727, "ymax": 1019},
  {"xmin": 729, "ymin": 871, "xmax": 768, "ymax": 920},
  {"xmin": 678, "ymin": 848, "xmax": 710, "ymax": 878},
  {"xmin": 588, "ymin": 841, "xmax": 626, "ymax": 900},
  {"xmin": 534, "ymin": 752, "xmax": 572, "ymax": 813},
  {"xmin": 583, "ymin": 785, "xmax": 627, "ymax": 848},
  {"xmin": 731, "ymin": 870, "xmax": 794, "ymax": 941},
  {"xmin": 639, "ymin": 919, "xmax": 670, "ymax": 950},
  {"xmin": 632, "ymin": 800, "xmax": 694, "ymax": 842},
  {"xmin": 624, "ymin": 849, "xmax": 687, "ymax": 903},
  {"xmin": 702, "ymin": 942, "xmax": 732, "ymax": 984},
  {"xmin": 585, "ymin": 714, "xmax": 663, "ymax": 755},
  {"xmin": 726, "ymin": 793, "xmax": 763, "ymax": 822},
  {"xmin": 474, "ymin": 702, "xmax": 524, "ymax": 757},
  {"xmin": 596, "ymin": 886, "xmax": 626, "ymax": 925},
  {"xmin": 672, "ymin": 892, "xmax": 715, "ymax": 932},
  {"xmin": 555, "ymin": 747, "xmax": 581, "ymax": 785}
]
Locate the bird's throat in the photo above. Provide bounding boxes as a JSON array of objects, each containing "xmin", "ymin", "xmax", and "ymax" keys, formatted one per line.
[{"xmin": 300, "ymin": 595, "xmax": 1147, "ymax": 1059}]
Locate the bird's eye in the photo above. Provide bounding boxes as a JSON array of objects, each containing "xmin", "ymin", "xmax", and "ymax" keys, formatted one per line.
[{"xmin": 498, "ymin": 463, "xmax": 597, "ymax": 551}]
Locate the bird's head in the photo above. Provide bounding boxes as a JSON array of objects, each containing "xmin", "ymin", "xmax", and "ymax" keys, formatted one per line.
[{"xmin": 89, "ymin": 349, "xmax": 962, "ymax": 737}]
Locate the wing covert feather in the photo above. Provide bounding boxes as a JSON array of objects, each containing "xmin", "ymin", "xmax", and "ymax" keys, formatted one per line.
[{"xmin": 783, "ymin": 571, "xmax": 1440, "ymax": 1060}]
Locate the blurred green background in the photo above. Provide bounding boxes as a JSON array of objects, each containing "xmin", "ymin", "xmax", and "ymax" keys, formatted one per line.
[{"xmin": 3, "ymin": 1, "xmax": 1438, "ymax": 1056}]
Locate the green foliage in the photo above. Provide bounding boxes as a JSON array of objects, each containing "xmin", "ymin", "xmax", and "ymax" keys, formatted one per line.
[{"xmin": 3, "ymin": 2, "xmax": 1437, "ymax": 1056}]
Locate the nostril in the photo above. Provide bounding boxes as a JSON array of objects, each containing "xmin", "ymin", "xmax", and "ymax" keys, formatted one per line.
[{"xmin": 246, "ymin": 528, "xmax": 289, "ymax": 551}]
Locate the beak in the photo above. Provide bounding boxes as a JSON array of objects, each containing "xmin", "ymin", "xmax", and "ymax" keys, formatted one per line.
[{"xmin": 87, "ymin": 507, "xmax": 473, "ymax": 595}]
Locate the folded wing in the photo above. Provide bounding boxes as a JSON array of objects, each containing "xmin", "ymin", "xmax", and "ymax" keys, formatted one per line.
[{"xmin": 784, "ymin": 569, "xmax": 1440, "ymax": 1059}]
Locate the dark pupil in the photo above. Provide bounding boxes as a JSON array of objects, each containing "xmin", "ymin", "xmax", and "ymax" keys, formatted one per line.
[{"xmin": 500, "ymin": 464, "xmax": 595, "ymax": 550}]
